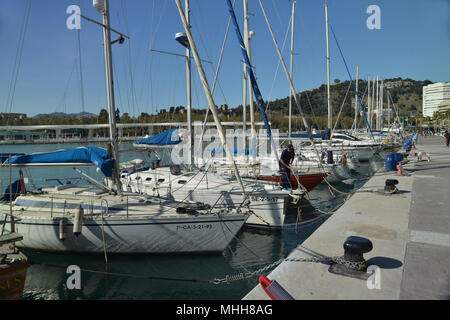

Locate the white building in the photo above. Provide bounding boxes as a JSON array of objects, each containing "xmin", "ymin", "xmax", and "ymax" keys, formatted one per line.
[{"xmin": 423, "ymin": 82, "xmax": 450, "ymax": 117}]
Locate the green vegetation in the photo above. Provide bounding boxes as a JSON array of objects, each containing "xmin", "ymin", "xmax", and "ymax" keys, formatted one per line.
[{"xmin": 1, "ymin": 77, "xmax": 432, "ymax": 133}]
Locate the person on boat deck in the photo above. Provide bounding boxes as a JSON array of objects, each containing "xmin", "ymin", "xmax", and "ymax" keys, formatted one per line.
[{"xmin": 279, "ymin": 144, "xmax": 295, "ymax": 190}]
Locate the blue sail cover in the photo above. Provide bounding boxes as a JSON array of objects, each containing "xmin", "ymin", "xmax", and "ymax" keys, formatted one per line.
[
  {"xmin": 291, "ymin": 129, "xmax": 331, "ymax": 140},
  {"xmin": 4, "ymin": 146, "xmax": 114, "ymax": 177},
  {"xmin": 0, "ymin": 153, "xmax": 25, "ymax": 164},
  {"xmin": 135, "ymin": 128, "xmax": 180, "ymax": 146}
]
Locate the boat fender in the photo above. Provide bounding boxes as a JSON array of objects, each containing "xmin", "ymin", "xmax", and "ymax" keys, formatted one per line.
[
  {"xmin": 259, "ymin": 276, "xmax": 294, "ymax": 300},
  {"xmin": 59, "ymin": 218, "xmax": 67, "ymax": 241},
  {"xmin": 73, "ymin": 205, "xmax": 84, "ymax": 237}
]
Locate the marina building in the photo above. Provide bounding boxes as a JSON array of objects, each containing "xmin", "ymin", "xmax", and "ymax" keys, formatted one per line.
[{"xmin": 422, "ymin": 82, "xmax": 450, "ymax": 117}]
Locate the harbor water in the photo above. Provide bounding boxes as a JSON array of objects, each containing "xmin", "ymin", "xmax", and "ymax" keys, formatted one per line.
[{"xmin": 0, "ymin": 142, "xmax": 385, "ymax": 300}]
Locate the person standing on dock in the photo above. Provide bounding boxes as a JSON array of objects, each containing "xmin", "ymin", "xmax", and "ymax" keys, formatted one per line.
[
  {"xmin": 279, "ymin": 144, "xmax": 295, "ymax": 190},
  {"xmin": 444, "ymin": 130, "xmax": 449, "ymax": 147}
]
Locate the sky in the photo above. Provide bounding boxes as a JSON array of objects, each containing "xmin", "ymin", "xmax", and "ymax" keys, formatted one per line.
[{"xmin": 0, "ymin": 0, "xmax": 449, "ymax": 118}]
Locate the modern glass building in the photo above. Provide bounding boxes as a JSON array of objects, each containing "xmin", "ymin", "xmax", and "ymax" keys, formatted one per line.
[{"xmin": 422, "ymin": 82, "xmax": 450, "ymax": 117}]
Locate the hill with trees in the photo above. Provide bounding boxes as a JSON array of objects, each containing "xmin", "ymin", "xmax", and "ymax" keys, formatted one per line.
[{"xmin": 0, "ymin": 77, "xmax": 432, "ymax": 133}]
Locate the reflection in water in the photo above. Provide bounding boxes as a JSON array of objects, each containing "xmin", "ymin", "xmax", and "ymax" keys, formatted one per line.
[{"xmin": 1, "ymin": 143, "xmax": 384, "ymax": 300}]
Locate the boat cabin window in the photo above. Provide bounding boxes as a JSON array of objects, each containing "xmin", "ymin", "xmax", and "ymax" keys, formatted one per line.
[
  {"xmin": 177, "ymin": 180, "xmax": 187, "ymax": 184},
  {"xmin": 145, "ymin": 177, "xmax": 152, "ymax": 181},
  {"xmin": 157, "ymin": 178, "xmax": 165, "ymax": 183},
  {"xmin": 332, "ymin": 134, "xmax": 360, "ymax": 141}
]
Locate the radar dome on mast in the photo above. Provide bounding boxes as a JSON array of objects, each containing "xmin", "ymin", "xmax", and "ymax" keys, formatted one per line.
[
  {"xmin": 93, "ymin": 0, "xmax": 105, "ymax": 12},
  {"xmin": 175, "ymin": 32, "xmax": 189, "ymax": 49}
]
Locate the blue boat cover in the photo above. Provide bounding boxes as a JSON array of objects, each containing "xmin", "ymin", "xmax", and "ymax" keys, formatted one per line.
[
  {"xmin": 3, "ymin": 146, "xmax": 115, "ymax": 177},
  {"xmin": 135, "ymin": 128, "xmax": 180, "ymax": 146},
  {"xmin": 0, "ymin": 153, "xmax": 25, "ymax": 164},
  {"xmin": 291, "ymin": 129, "xmax": 331, "ymax": 140}
]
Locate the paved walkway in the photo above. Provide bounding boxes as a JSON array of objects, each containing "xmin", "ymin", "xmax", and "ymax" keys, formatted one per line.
[
  {"xmin": 244, "ymin": 135, "xmax": 450, "ymax": 300},
  {"xmin": 400, "ymin": 135, "xmax": 450, "ymax": 299}
]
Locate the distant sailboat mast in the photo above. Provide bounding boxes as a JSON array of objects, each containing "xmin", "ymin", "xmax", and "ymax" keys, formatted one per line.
[
  {"xmin": 288, "ymin": 1, "xmax": 296, "ymax": 139},
  {"xmin": 325, "ymin": 3, "xmax": 332, "ymax": 132},
  {"xmin": 352, "ymin": 65, "xmax": 359, "ymax": 131}
]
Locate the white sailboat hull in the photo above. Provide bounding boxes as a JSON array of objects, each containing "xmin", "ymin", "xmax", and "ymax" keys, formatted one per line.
[
  {"xmin": 9, "ymin": 215, "xmax": 244, "ymax": 254},
  {"xmin": 120, "ymin": 168, "xmax": 300, "ymax": 229},
  {"xmin": 0, "ymin": 186, "xmax": 246, "ymax": 254}
]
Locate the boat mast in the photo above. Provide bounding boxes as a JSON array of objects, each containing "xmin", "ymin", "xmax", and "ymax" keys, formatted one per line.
[
  {"xmin": 94, "ymin": 0, "xmax": 122, "ymax": 194},
  {"xmin": 367, "ymin": 75, "xmax": 371, "ymax": 130},
  {"xmin": 174, "ymin": 0, "xmax": 246, "ymax": 195},
  {"xmin": 376, "ymin": 75, "xmax": 379, "ymax": 130},
  {"xmin": 388, "ymin": 88, "xmax": 391, "ymax": 128},
  {"xmin": 289, "ymin": 1, "xmax": 296, "ymax": 139},
  {"xmin": 380, "ymin": 78, "xmax": 384, "ymax": 130},
  {"xmin": 353, "ymin": 64, "xmax": 359, "ymax": 131},
  {"xmin": 325, "ymin": 3, "xmax": 332, "ymax": 131},
  {"xmin": 371, "ymin": 78, "xmax": 375, "ymax": 128},
  {"xmin": 244, "ymin": 0, "xmax": 256, "ymax": 156},
  {"xmin": 185, "ymin": 0, "xmax": 193, "ymax": 167},
  {"xmin": 242, "ymin": 0, "xmax": 248, "ymax": 150}
]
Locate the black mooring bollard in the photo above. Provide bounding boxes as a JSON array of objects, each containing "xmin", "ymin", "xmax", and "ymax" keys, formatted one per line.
[
  {"xmin": 343, "ymin": 236, "xmax": 373, "ymax": 262},
  {"xmin": 328, "ymin": 236, "xmax": 373, "ymax": 280}
]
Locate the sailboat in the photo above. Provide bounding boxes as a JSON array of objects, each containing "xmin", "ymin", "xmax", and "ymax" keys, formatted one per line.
[
  {"xmin": 120, "ymin": 1, "xmax": 316, "ymax": 229},
  {"xmin": 0, "ymin": 0, "xmax": 246, "ymax": 254},
  {"xmin": 287, "ymin": 4, "xmax": 378, "ymax": 164}
]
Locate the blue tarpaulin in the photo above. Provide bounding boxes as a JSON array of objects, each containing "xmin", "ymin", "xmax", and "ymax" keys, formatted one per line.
[
  {"xmin": 3, "ymin": 146, "xmax": 115, "ymax": 177},
  {"xmin": 291, "ymin": 129, "xmax": 331, "ymax": 140},
  {"xmin": 135, "ymin": 128, "xmax": 180, "ymax": 146},
  {"xmin": 0, "ymin": 153, "xmax": 25, "ymax": 164}
]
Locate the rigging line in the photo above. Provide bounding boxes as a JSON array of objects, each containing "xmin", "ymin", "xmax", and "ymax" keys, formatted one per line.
[
  {"xmin": 31, "ymin": 262, "xmax": 211, "ymax": 283},
  {"xmin": 270, "ymin": 0, "xmax": 287, "ymax": 32},
  {"xmin": 191, "ymin": 2, "xmax": 229, "ymax": 106},
  {"xmin": 54, "ymin": 57, "xmax": 78, "ymax": 115},
  {"xmin": 265, "ymin": 9, "xmax": 292, "ymax": 114},
  {"xmin": 112, "ymin": 60, "xmax": 125, "ymax": 121},
  {"xmin": 120, "ymin": 1, "xmax": 139, "ymax": 119},
  {"xmin": 303, "ymin": 89, "xmax": 317, "ymax": 124},
  {"xmin": 197, "ymin": 0, "xmax": 236, "ymax": 160},
  {"xmin": 353, "ymin": 84, "xmax": 369, "ymax": 132},
  {"xmin": 5, "ymin": 0, "xmax": 32, "ymax": 124},
  {"xmin": 332, "ymin": 81, "xmax": 352, "ymax": 132},
  {"xmin": 4, "ymin": 0, "xmax": 29, "ymax": 114},
  {"xmin": 328, "ymin": 23, "xmax": 375, "ymax": 143}
]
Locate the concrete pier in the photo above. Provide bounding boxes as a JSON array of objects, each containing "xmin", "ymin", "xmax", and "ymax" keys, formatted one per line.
[{"xmin": 244, "ymin": 135, "xmax": 450, "ymax": 300}]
